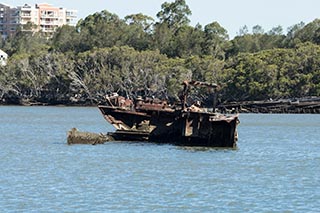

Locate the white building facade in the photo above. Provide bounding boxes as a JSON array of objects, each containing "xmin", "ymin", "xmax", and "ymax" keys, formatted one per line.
[
  {"xmin": 0, "ymin": 49, "xmax": 8, "ymax": 66},
  {"xmin": 0, "ymin": 3, "xmax": 77, "ymax": 38}
]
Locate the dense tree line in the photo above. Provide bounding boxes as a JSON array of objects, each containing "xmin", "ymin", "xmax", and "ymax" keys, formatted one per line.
[{"xmin": 0, "ymin": 0, "xmax": 319, "ymax": 105}]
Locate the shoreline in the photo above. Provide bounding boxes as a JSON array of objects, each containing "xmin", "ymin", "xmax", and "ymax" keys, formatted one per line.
[
  {"xmin": 0, "ymin": 96, "xmax": 320, "ymax": 114},
  {"xmin": 1, "ymin": 96, "xmax": 320, "ymax": 114}
]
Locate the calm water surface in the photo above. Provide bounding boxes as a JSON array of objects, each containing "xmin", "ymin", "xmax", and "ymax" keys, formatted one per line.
[{"xmin": 0, "ymin": 106, "xmax": 319, "ymax": 212}]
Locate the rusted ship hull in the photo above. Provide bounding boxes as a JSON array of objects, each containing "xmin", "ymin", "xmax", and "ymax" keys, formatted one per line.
[
  {"xmin": 98, "ymin": 80, "xmax": 239, "ymax": 147},
  {"xmin": 98, "ymin": 105, "xmax": 239, "ymax": 148}
]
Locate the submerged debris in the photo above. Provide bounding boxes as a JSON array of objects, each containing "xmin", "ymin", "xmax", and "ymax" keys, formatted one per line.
[{"xmin": 67, "ymin": 128, "xmax": 110, "ymax": 145}]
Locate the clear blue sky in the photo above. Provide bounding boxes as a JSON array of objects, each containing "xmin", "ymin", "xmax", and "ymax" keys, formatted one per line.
[{"xmin": 4, "ymin": 0, "xmax": 320, "ymax": 38}]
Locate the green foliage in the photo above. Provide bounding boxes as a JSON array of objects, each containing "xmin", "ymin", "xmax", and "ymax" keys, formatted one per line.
[
  {"xmin": 286, "ymin": 19, "xmax": 320, "ymax": 46},
  {"xmin": 77, "ymin": 10, "xmax": 127, "ymax": 50},
  {"xmin": 1, "ymin": 1, "xmax": 320, "ymax": 105},
  {"xmin": 223, "ymin": 43, "xmax": 320, "ymax": 101},
  {"xmin": 203, "ymin": 22, "xmax": 229, "ymax": 59},
  {"xmin": 156, "ymin": 0, "xmax": 192, "ymax": 31},
  {"xmin": 2, "ymin": 30, "xmax": 49, "ymax": 56},
  {"xmin": 52, "ymin": 25, "xmax": 81, "ymax": 53},
  {"xmin": 227, "ymin": 33, "xmax": 286, "ymax": 57}
]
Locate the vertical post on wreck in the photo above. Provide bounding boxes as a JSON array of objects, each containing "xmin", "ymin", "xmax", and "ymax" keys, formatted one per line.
[
  {"xmin": 181, "ymin": 81, "xmax": 189, "ymax": 110},
  {"xmin": 213, "ymin": 91, "xmax": 217, "ymax": 113},
  {"xmin": 212, "ymin": 85, "xmax": 220, "ymax": 113}
]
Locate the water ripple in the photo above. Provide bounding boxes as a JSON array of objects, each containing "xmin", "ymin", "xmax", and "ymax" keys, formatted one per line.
[{"xmin": 0, "ymin": 107, "xmax": 319, "ymax": 212}]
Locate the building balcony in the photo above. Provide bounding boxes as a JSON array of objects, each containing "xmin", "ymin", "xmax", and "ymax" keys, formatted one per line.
[
  {"xmin": 21, "ymin": 12, "xmax": 31, "ymax": 17},
  {"xmin": 21, "ymin": 7, "xmax": 32, "ymax": 11},
  {"xmin": 20, "ymin": 20, "xmax": 33, "ymax": 25},
  {"xmin": 40, "ymin": 11, "xmax": 59, "ymax": 18},
  {"xmin": 41, "ymin": 27, "xmax": 55, "ymax": 33},
  {"xmin": 66, "ymin": 15, "xmax": 77, "ymax": 20},
  {"xmin": 40, "ymin": 15, "xmax": 59, "ymax": 19},
  {"xmin": 66, "ymin": 14, "xmax": 77, "ymax": 18},
  {"xmin": 40, "ymin": 21, "xmax": 60, "ymax": 26},
  {"xmin": 21, "ymin": 17, "xmax": 32, "ymax": 21}
]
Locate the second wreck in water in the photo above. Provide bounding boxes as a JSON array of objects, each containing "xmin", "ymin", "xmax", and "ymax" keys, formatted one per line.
[{"xmin": 97, "ymin": 81, "xmax": 239, "ymax": 148}]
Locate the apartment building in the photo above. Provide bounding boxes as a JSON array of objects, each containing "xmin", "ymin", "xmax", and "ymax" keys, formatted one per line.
[
  {"xmin": 0, "ymin": 3, "xmax": 20, "ymax": 38},
  {"xmin": 0, "ymin": 3, "xmax": 77, "ymax": 39}
]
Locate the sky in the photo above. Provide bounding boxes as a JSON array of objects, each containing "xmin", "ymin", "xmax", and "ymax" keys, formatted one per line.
[{"xmin": 3, "ymin": 0, "xmax": 320, "ymax": 38}]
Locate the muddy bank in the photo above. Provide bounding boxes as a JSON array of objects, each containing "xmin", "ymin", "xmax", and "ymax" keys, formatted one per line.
[
  {"xmin": 1, "ymin": 93, "xmax": 320, "ymax": 114},
  {"xmin": 0, "ymin": 93, "xmax": 97, "ymax": 106}
]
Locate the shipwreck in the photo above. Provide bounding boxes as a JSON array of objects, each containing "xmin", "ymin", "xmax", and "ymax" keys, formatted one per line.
[{"xmin": 95, "ymin": 81, "xmax": 239, "ymax": 148}]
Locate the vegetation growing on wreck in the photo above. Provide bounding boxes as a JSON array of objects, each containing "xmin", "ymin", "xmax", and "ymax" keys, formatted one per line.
[{"xmin": 0, "ymin": 0, "xmax": 320, "ymax": 105}]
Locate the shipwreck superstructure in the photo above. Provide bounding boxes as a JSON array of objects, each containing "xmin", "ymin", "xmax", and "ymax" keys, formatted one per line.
[{"xmin": 98, "ymin": 81, "xmax": 239, "ymax": 148}]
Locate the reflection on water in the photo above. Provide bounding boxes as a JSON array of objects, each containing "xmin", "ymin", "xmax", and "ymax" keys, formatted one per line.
[{"xmin": 0, "ymin": 106, "xmax": 319, "ymax": 212}]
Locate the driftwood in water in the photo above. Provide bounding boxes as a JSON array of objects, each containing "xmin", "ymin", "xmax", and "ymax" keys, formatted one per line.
[{"xmin": 67, "ymin": 128, "xmax": 110, "ymax": 145}]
